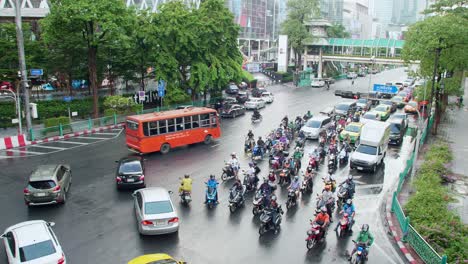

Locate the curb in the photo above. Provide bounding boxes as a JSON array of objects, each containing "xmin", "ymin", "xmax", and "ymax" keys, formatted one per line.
[
  {"xmin": 385, "ymin": 195, "xmax": 419, "ymax": 264},
  {"xmin": 28, "ymin": 124, "xmax": 124, "ymax": 146}
]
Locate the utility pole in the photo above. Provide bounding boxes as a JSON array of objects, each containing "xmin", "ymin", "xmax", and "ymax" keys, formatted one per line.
[{"xmin": 15, "ymin": 0, "xmax": 32, "ymax": 136}]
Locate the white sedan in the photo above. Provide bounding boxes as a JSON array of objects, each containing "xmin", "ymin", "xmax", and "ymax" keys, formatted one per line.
[
  {"xmin": 244, "ymin": 98, "xmax": 266, "ymax": 109},
  {"xmin": 261, "ymin": 92, "xmax": 274, "ymax": 103},
  {"xmin": 2, "ymin": 220, "xmax": 66, "ymax": 264},
  {"xmin": 311, "ymin": 78, "xmax": 325, "ymax": 88}
]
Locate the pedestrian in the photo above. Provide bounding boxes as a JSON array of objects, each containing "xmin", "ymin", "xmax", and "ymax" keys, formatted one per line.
[
  {"xmin": 351, "ymin": 79, "xmax": 355, "ymax": 86},
  {"xmin": 459, "ymin": 96, "xmax": 464, "ymax": 108}
]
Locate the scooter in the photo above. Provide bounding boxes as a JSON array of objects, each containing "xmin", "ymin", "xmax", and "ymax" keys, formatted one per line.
[
  {"xmin": 349, "ymin": 240, "xmax": 369, "ymax": 263},
  {"xmin": 336, "ymin": 182, "xmax": 351, "ymax": 209},
  {"xmin": 251, "ymin": 114, "xmax": 262, "ymax": 123},
  {"xmin": 306, "ymin": 220, "xmax": 327, "ymax": 250},
  {"xmin": 259, "ymin": 206, "xmax": 283, "ymax": 236},
  {"xmin": 286, "ymin": 189, "xmax": 298, "ymax": 209},
  {"xmin": 301, "ymin": 173, "xmax": 314, "ymax": 194},
  {"xmin": 252, "ymin": 189, "xmax": 266, "ymax": 216},
  {"xmin": 205, "ymin": 183, "xmax": 218, "ymax": 209},
  {"xmin": 252, "ymin": 145, "xmax": 264, "ymax": 161},
  {"xmin": 243, "ymin": 173, "xmax": 258, "ymax": 192},
  {"xmin": 221, "ymin": 162, "xmax": 236, "ymax": 181},
  {"xmin": 328, "ymin": 153, "xmax": 337, "ymax": 174},
  {"xmin": 180, "ymin": 191, "xmax": 192, "ymax": 205},
  {"xmin": 338, "ymin": 148, "xmax": 349, "ymax": 166},
  {"xmin": 278, "ymin": 168, "xmax": 291, "ymax": 185},
  {"xmin": 228, "ymin": 186, "xmax": 245, "ymax": 213},
  {"xmin": 336, "ymin": 213, "xmax": 351, "ymax": 238}
]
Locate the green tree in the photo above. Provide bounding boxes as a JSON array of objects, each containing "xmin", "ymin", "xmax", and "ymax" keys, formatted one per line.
[
  {"xmin": 424, "ymin": 0, "xmax": 468, "ymax": 19},
  {"xmin": 326, "ymin": 23, "xmax": 350, "ymax": 38},
  {"xmin": 42, "ymin": 0, "xmax": 134, "ymax": 117},
  {"xmin": 281, "ymin": 0, "xmax": 320, "ymax": 70}
]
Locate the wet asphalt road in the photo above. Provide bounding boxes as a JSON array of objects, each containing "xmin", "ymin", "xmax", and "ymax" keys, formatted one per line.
[{"xmin": 0, "ymin": 68, "xmax": 414, "ymax": 263}]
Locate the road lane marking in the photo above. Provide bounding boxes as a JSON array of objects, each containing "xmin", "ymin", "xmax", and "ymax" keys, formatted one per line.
[
  {"xmin": 76, "ymin": 136, "xmax": 109, "ymax": 140},
  {"xmin": 211, "ymin": 144, "xmax": 220, "ymax": 148},
  {"xmin": 93, "ymin": 132, "xmax": 118, "ymax": 135},
  {"xmin": 58, "ymin": 141, "xmax": 88, "ymax": 145},
  {"xmin": 6, "ymin": 149, "xmax": 45, "ymax": 155},
  {"xmin": 30, "ymin": 145, "xmax": 66, "ymax": 150},
  {"xmin": 355, "ymin": 183, "xmax": 384, "ymax": 189}
]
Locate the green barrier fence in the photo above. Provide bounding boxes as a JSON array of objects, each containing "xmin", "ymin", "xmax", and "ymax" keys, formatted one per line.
[{"xmin": 390, "ymin": 116, "xmax": 447, "ymax": 264}]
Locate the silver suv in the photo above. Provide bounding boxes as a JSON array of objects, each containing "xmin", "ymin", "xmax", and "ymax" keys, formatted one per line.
[{"xmin": 24, "ymin": 164, "xmax": 72, "ymax": 206}]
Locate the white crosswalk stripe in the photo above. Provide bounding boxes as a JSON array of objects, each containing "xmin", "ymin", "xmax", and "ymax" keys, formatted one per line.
[
  {"xmin": 30, "ymin": 145, "xmax": 66, "ymax": 150},
  {"xmin": 76, "ymin": 136, "xmax": 109, "ymax": 140}
]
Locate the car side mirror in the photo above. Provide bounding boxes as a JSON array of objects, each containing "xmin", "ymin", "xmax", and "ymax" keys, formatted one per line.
[
  {"xmin": 131, "ymin": 192, "xmax": 136, "ymax": 198},
  {"xmin": 168, "ymin": 190, "xmax": 173, "ymax": 194},
  {"xmin": 48, "ymin": 222, "xmax": 56, "ymax": 227}
]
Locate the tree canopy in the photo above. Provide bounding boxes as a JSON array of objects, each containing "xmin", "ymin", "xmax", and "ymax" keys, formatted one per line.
[{"xmin": 326, "ymin": 23, "xmax": 350, "ymax": 38}]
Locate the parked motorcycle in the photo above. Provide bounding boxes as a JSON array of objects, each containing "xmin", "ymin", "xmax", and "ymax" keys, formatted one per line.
[
  {"xmin": 306, "ymin": 220, "xmax": 327, "ymax": 249},
  {"xmin": 221, "ymin": 162, "xmax": 236, "ymax": 181},
  {"xmin": 349, "ymin": 240, "xmax": 369, "ymax": 263},
  {"xmin": 180, "ymin": 191, "xmax": 192, "ymax": 205},
  {"xmin": 259, "ymin": 206, "xmax": 284, "ymax": 236},
  {"xmin": 228, "ymin": 186, "xmax": 245, "ymax": 213}
]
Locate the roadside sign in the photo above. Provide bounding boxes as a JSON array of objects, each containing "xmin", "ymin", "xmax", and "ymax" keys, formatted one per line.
[
  {"xmin": 72, "ymin": 112, "xmax": 78, "ymax": 117},
  {"xmin": 63, "ymin": 96, "xmax": 73, "ymax": 102},
  {"xmin": 158, "ymin": 80, "xmax": 166, "ymax": 97},
  {"xmin": 373, "ymin": 84, "xmax": 398, "ymax": 94},
  {"xmin": 11, "ymin": 118, "xmax": 19, "ymax": 124},
  {"xmin": 138, "ymin": 91, "xmax": 146, "ymax": 101},
  {"xmin": 30, "ymin": 69, "xmax": 43, "ymax": 76}
]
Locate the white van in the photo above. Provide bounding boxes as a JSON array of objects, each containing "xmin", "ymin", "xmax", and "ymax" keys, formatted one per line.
[{"xmin": 350, "ymin": 121, "xmax": 390, "ymax": 172}]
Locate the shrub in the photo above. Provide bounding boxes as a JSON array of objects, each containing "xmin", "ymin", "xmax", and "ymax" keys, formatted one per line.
[
  {"xmin": 164, "ymin": 87, "xmax": 191, "ymax": 106},
  {"xmin": 103, "ymin": 95, "xmax": 139, "ymax": 115},
  {"xmin": 241, "ymin": 70, "xmax": 256, "ymax": 83},
  {"xmin": 44, "ymin": 116, "xmax": 70, "ymax": 128}
]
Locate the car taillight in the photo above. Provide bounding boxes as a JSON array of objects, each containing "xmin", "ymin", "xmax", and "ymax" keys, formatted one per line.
[
  {"xmin": 116, "ymin": 176, "xmax": 122, "ymax": 182},
  {"xmin": 23, "ymin": 188, "xmax": 30, "ymax": 194},
  {"xmin": 53, "ymin": 185, "xmax": 61, "ymax": 192},
  {"xmin": 139, "ymin": 175, "xmax": 145, "ymax": 181},
  {"xmin": 168, "ymin": 217, "xmax": 179, "ymax": 224},
  {"xmin": 58, "ymin": 253, "xmax": 65, "ymax": 264},
  {"xmin": 141, "ymin": 220, "xmax": 153, "ymax": 226}
]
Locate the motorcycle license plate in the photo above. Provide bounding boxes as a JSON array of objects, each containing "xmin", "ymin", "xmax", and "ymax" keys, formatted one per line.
[{"xmin": 357, "ymin": 166, "xmax": 363, "ymax": 170}]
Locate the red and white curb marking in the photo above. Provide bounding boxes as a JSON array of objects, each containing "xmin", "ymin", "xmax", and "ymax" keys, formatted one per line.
[
  {"xmin": 29, "ymin": 124, "xmax": 124, "ymax": 145},
  {"xmin": 0, "ymin": 134, "xmax": 28, "ymax": 150},
  {"xmin": 385, "ymin": 195, "xmax": 418, "ymax": 264}
]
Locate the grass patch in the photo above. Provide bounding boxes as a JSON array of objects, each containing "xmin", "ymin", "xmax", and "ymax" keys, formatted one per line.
[{"xmin": 404, "ymin": 142, "xmax": 468, "ymax": 262}]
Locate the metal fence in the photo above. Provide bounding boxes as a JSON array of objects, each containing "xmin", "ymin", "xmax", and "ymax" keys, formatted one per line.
[
  {"xmin": 391, "ymin": 116, "xmax": 448, "ymax": 264},
  {"xmin": 28, "ymin": 98, "xmax": 220, "ymax": 141}
]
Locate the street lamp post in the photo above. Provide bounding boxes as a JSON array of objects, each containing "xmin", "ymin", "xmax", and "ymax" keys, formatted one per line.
[
  {"xmin": 0, "ymin": 89, "xmax": 22, "ymax": 134},
  {"xmin": 367, "ymin": 56, "xmax": 375, "ymax": 100}
]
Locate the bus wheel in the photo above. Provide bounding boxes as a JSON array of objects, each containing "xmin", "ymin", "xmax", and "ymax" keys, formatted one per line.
[
  {"xmin": 204, "ymin": 135, "xmax": 212, "ymax": 145},
  {"xmin": 160, "ymin": 143, "xmax": 171, "ymax": 154}
]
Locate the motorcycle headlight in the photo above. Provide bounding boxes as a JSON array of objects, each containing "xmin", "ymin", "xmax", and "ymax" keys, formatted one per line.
[
  {"xmin": 314, "ymin": 230, "xmax": 320, "ymax": 234},
  {"xmin": 307, "ymin": 230, "xmax": 313, "ymax": 235}
]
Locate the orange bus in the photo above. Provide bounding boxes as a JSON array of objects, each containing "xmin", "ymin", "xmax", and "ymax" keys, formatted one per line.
[{"xmin": 125, "ymin": 107, "xmax": 221, "ymax": 154}]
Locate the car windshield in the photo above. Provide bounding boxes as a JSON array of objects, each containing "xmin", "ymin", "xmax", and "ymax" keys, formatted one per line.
[
  {"xmin": 392, "ymin": 96, "xmax": 403, "ymax": 102},
  {"xmin": 335, "ymin": 104, "xmax": 349, "ymax": 111},
  {"xmin": 20, "ymin": 240, "xmax": 56, "ymax": 262},
  {"xmin": 375, "ymin": 106, "xmax": 387, "ymax": 112},
  {"xmin": 119, "ymin": 161, "xmax": 142, "ymax": 174},
  {"xmin": 306, "ymin": 120, "xmax": 321, "ymax": 128},
  {"xmin": 345, "ymin": 125, "xmax": 360, "ymax": 133},
  {"xmin": 356, "ymin": 145, "xmax": 377, "ymax": 155},
  {"xmin": 381, "ymin": 101, "xmax": 391, "ymax": 106},
  {"xmin": 29, "ymin": 180, "xmax": 56, "ymax": 190},
  {"xmin": 357, "ymin": 99, "xmax": 367, "ymax": 104},
  {"xmin": 363, "ymin": 113, "xmax": 377, "ymax": 120},
  {"xmin": 145, "ymin": 200, "xmax": 173, "ymax": 214},
  {"xmin": 390, "ymin": 123, "xmax": 401, "ymax": 133}
]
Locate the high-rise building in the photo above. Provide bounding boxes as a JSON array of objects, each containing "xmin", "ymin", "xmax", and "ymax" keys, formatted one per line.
[
  {"xmin": 392, "ymin": 0, "xmax": 417, "ymax": 24},
  {"xmin": 342, "ymin": 0, "xmax": 372, "ymax": 38},
  {"xmin": 371, "ymin": 0, "xmax": 393, "ymax": 25},
  {"xmin": 320, "ymin": 0, "xmax": 344, "ymax": 24}
]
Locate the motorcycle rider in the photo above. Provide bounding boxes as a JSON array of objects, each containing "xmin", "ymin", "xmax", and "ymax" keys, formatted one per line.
[
  {"xmin": 320, "ymin": 185, "xmax": 335, "ymax": 222},
  {"xmin": 179, "ymin": 174, "xmax": 193, "ymax": 194},
  {"xmin": 288, "ymin": 176, "xmax": 301, "ymax": 204},
  {"xmin": 335, "ymin": 199, "xmax": 356, "ymax": 231},
  {"xmin": 205, "ymin": 174, "xmax": 219, "ymax": 204},
  {"xmin": 349, "ymin": 224, "xmax": 374, "ymax": 261},
  {"xmin": 282, "ymin": 115, "xmax": 289, "ymax": 127},
  {"xmin": 298, "ymin": 129, "xmax": 306, "ymax": 140},
  {"xmin": 268, "ymin": 195, "xmax": 282, "ymax": 230},
  {"xmin": 313, "ymin": 206, "xmax": 330, "ymax": 240},
  {"xmin": 257, "ymin": 136, "xmax": 266, "ymax": 156},
  {"xmin": 252, "ymin": 109, "xmax": 262, "ymax": 120},
  {"xmin": 247, "ymin": 162, "xmax": 260, "ymax": 187},
  {"xmin": 305, "ymin": 165, "xmax": 315, "ymax": 178},
  {"xmin": 229, "ymin": 152, "xmax": 240, "ymax": 177},
  {"xmin": 303, "ymin": 110, "xmax": 312, "ymax": 121},
  {"xmin": 247, "ymin": 129, "xmax": 254, "ymax": 140},
  {"xmin": 324, "ymin": 173, "xmax": 337, "ymax": 192},
  {"xmin": 231, "ymin": 178, "xmax": 245, "ymax": 201},
  {"xmin": 341, "ymin": 175, "xmax": 356, "ymax": 198}
]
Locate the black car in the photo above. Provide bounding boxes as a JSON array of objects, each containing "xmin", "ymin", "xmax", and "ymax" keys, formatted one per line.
[
  {"xmin": 379, "ymin": 100, "xmax": 397, "ymax": 113},
  {"xmin": 115, "ymin": 157, "xmax": 145, "ymax": 189},
  {"xmin": 220, "ymin": 104, "xmax": 246, "ymax": 118},
  {"xmin": 236, "ymin": 91, "xmax": 249, "ymax": 103},
  {"xmin": 225, "ymin": 83, "xmax": 239, "ymax": 94},
  {"xmin": 251, "ymin": 88, "xmax": 267, "ymax": 98},
  {"xmin": 388, "ymin": 120, "xmax": 406, "ymax": 145}
]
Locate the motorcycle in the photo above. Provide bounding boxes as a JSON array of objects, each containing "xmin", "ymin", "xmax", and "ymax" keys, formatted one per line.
[
  {"xmin": 301, "ymin": 174, "xmax": 314, "ymax": 194},
  {"xmin": 243, "ymin": 173, "xmax": 258, "ymax": 192},
  {"xmin": 252, "ymin": 189, "xmax": 266, "ymax": 216},
  {"xmin": 259, "ymin": 206, "xmax": 284, "ymax": 236},
  {"xmin": 336, "ymin": 213, "xmax": 351, "ymax": 238},
  {"xmin": 349, "ymin": 240, "xmax": 369, "ymax": 263},
  {"xmin": 286, "ymin": 189, "xmax": 298, "ymax": 209},
  {"xmin": 221, "ymin": 162, "xmax": 236, "ymax": 181},
  {"xmin": 252, "ymin": 145, "xmax": 264, "ymax": 161},
  {"xmin": 278, "ymin": 168, "xmax": 291, "ymax": 185},
  {"xmin": 251, "ymin": 114, "xmax": 262, "ymax": 123},
  {"xmin": 338, "ymin": 148, "xmax": 349, "ymax": 166},
  {"xmin": 316, "ymin": 194, "xmax": 336, "ymax": 214},
  {"xmin": 205, "ymin": 183, "xmax": 218, "ymax": 209},
  {"xmin": 180, "ymin": 191, "xmax": 192, "ymax": 204},
  {"xmin": 308, "ymin": 156, "xmax": 319, "ymax": 170},
  {"xmin": 323, "ymin": 178, "xmax": 337, "ymax": 193},
  {"xmin": 317, "ymin": 146, "xmax": 326, "ymax": 164},
  {"xmin": 328, "ymin": 153, "xmax": 337, "ymax": 174},
  {"xmin": 295, "ymin": 137, "xmax": 306, "ymax": 149},
  {"xmin": 244, "ymin": 137, "xmax": 255, "ymax": 153},
  {"xmin": 228, "ymin": 186, "xmax": 245, "ymax": 213},
  {"xmin": 336, "ymin": 182, "xmax": 351, "ymax": 209},
  {"xmin": 306, "ymin": 220, "xmax": 327, "ymax": 249}
]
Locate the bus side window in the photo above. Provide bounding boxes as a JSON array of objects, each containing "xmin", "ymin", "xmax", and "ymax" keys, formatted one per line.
[
  {"xmin": 176, "ymin": 117, "xmax": 184, "ymax": 131},
  {"xmin": 192, "ymin": 115, "xmax": 200, "ymax": 128},
  {"xmin": 184, "ymin": 116, "xmax": 192, "ymax": 130},
  {"xmin": 143, "ymin": 122, "xmax": 150, "ymax": 136},
  {"xmin": 158, "ymin": 120, "xmax": 167, "ymax": 134},
  {"xmin": 148, "ymin": 121, "xmax": 158, "ymax": 136},
  {"xmin": 167, "ymin": 118, "xmax": 175, "ymax": 133},
  {"xmin": 210, "ymin": 114, "xmax": 217, "ymax": 127},
  {"xmin": 200, "ymin": 114, "xmax": 210, "ymax": 127}
]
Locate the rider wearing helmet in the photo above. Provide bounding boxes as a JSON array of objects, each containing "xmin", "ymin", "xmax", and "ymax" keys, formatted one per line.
[
  {"xmin": 179, "ymin": 174, "xmax": 193, "ymax": 194},
  {"xmin": 321, "ymin": 185, "xmax": 335, "ymax": 222},
  {"xmin": 293, "ymin": 146, "xmax": 303, "ymax": 162},
  {"xmin": 288, "ymin": 176, "xmax": 301, "ymax": 203},
  {"xmin": 206, "ymin": 175, "xmax": 219, "ymax": 204},
  {"xmin": 349, "ymin": 224, "xmax": 374, "ymax": 260},
  {"xmin": 229, "ymin": 152, "xmax": 240, "ymax": 177},
  {"xmin": 313, "ymin": 206, "xmax": 330, "ymax": 239},
  {"xmin": 247, "ymin": 130, "xmax": 254, "ymax": 139},
  {"xmin": 335, "ymin": 199, "xmax": 356, "ymax": 231},
  {"xmin": 257, "ymin": 136, "xmax": 265, "ymax": 154},
  {"xmin": 259, "ymin": 178, "xmax": 272, "ymax": 197},
  {"xmin": 253, "ymin": 109, "xmax": 261, "ymax": 119}
]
